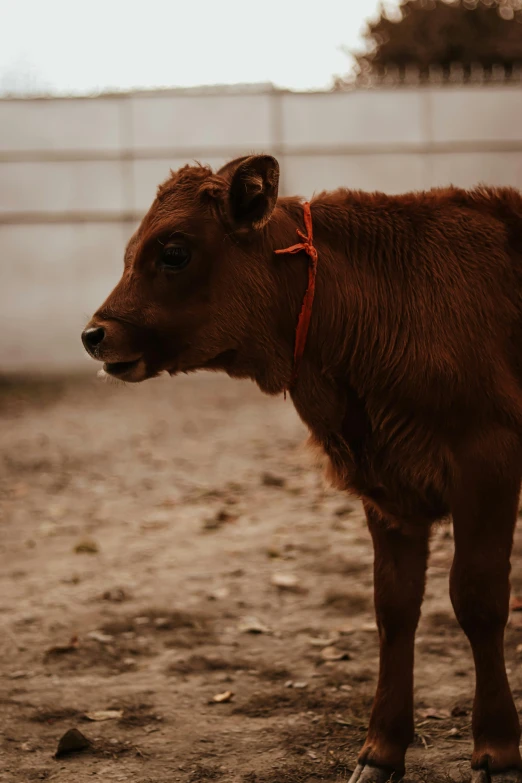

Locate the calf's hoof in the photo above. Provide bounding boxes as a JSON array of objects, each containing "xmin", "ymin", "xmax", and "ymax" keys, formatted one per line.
[
  {"xmin": 349, "ymin": 763, "xmax": 401, "ymax": 782},
  {"xmin": 471, "ymin": 770, "xmax": 522, "ymax": 783}
]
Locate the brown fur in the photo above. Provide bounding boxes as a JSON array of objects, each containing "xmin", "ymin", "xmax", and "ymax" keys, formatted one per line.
[{"xmin": 83, "ymin": 156, "xmax": 522, "ymax": 781}]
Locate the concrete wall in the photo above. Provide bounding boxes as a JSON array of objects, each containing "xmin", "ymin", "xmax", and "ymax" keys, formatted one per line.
[{"xmin": 1, "ymin": 85, "xmax": 522, "ymax": 371}]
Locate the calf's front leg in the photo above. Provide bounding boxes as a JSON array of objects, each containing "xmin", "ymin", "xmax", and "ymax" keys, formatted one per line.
[
  {"xmin": 450, "ymin": 449, "xmax": 522, "ymax": 783},
  {"xmin": 349, "ymin": 504, "xmax": 430, "ymax": 783}
]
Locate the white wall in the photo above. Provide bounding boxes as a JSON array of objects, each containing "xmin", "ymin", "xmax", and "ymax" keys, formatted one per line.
[{"xmin": 1, "ymin": 85, "xmax": 521, "ymax": 371}]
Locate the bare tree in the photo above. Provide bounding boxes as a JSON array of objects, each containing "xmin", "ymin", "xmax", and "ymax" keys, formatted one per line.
[{"xmin": 354, "ymin": 0, "xmax": 522, "ymax": 80}]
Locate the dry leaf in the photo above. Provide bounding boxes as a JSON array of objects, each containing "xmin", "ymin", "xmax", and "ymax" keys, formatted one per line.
[
  {"xmin": 417, "ymin": 707, "xmax": 451, "ymax": 720},
  {"xmin": 308, "ymin": 636, "xmax": 339, "ymax": 647},
  {"xmin": 336, "ymin": 624, "xmax": 356, "ymax": 635},
  {"xmin": 84, "ymin": 710, "xmax": 123, "ymax": 722},
  {"xmin": 86, "ymin": 630, "xmax": 114, "ymax": 644},
  {"xmin": 238, "ymin": 617, "xmax": 271, "ymax": 634},
  {"xmin": 212, "ymin": 691, "xmax": 234, "ymax": 703},
  {"xmin": 270, "ymin": 573, "xmax": 300, "ymax": 590},
  {"xmin": 321, "ymin": 646, "xmax": 351, "ymax": 662}
]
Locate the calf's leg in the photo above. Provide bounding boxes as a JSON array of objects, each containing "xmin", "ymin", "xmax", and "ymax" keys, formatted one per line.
[
  {"xmin": 450, "ymin": 452, "xmax": 522, "ymax": 783},
  {"xmin": 349, "ymin": 504, "xmax": 430, "ymax": 783}
]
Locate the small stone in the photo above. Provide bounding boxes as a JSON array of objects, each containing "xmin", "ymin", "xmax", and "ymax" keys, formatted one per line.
[
  {"xmin": 54, "ymin": 728, "xmax": 91, "ymax": 758},
  {"xmin": 102, "ymin": 587, "xmax": 130, "ymax": 602},
  {"xmin": 208, "ymin": 587, "xmax": 229, "ymax": 601},
  {"xmin": 45, "ymin": 635, "xmax": 79, "ymax": 657},
  {"xmin": 261, "ymin": 472, "xmax": 286, "ymax": 488},
  {"xmin": 451, "ymin": 704, "xmax": 469, "ymax": 717},
  {"xmin": 447, "ymin": 727, "xmax": 461, "ymax": 738},
  {"xmin": 203, "ymin": 509, "xmax": 238, "ymax": 531},
  {"xmin": 74, "ymin": 538, "xmax": 99, "ymax": 554}
]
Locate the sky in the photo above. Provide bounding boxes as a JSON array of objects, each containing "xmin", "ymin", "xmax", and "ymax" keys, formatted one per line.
[{"xmin": 0, "ymin": 0, "xmax": 398, "ymax": 94}]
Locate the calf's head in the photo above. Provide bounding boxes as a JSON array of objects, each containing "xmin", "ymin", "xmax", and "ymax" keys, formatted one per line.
[{"xmin": 82, "ymin": 155, "xmax": 295, "ymax": 393}]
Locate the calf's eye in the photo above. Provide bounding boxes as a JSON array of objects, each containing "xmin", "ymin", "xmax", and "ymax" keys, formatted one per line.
[{"xmin": 161, "ymin": 243, "xmax": 191, "ymax": 272}]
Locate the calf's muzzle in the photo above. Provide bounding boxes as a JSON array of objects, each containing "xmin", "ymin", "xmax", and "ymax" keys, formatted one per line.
[{"xmin": 82, "ymin": 326, "xmax": 106, "ymax": 357}]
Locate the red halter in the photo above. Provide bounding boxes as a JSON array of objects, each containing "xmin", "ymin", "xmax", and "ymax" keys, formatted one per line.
[{"xmin": 275, "ymin": 202, "xmax": 318, "ymax": 397}]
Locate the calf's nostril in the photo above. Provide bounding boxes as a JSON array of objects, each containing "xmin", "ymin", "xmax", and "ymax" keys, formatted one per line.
[{"xmin": 82, "ymin": 326, "xmax": 106, "ymax": 352}]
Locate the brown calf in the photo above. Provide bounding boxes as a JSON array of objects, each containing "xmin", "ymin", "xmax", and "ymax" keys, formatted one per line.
[{"xmin": 82, "ymin": 155, "xmax": 522, "ymax": 783}]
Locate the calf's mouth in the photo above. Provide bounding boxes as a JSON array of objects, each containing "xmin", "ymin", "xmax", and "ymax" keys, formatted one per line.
[{"xmin": 103, "ymin": 357, "xmax": 147, "ymax": 382}]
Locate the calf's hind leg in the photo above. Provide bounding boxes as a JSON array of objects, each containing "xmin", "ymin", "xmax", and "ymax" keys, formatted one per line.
[
  {"xmin": 349, "ymin": 505, "xmax": 430, "ymax": 783},
  {"xmin": 450, "ymin": 444, "xmax": 522, "ymax": 783}
]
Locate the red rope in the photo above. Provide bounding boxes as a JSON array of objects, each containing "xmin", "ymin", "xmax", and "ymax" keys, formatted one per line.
[{"xmin": 275, "ymin": 201, "xmax": 318, "ymax": 397}]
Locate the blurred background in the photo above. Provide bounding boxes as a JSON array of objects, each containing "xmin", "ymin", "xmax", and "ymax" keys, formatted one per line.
[
  {"xmin": 1, "ymin": 0, "xmax": 521, "ymax": 372},
  {"xmin": 2, "ymin": 4, "xmax": 522, "ymax": 781}
]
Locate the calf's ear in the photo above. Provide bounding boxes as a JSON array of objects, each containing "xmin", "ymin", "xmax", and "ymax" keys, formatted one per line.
[{"xmin": 227, "ymin": 155, "xmax": 279, "ymax": 230}]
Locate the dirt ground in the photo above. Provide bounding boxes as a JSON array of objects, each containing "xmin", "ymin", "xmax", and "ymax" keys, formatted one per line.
[{"xmin": 2, "ymin": 373, "xmax": 522, "ymax": 783}]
